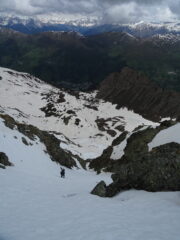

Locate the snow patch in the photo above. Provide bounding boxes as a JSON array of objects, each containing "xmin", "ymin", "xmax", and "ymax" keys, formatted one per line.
[
  {"xmin": 0, "ymin": 67, "xmax": 157, "ymax": 159},
  {"xmin": 148, "ymin": 123, "xmax": 180, "ymax": 151}
]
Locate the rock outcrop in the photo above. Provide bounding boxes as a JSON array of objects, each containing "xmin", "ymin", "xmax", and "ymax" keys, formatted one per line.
[
  {"xmin": 89, "ymin": 131, "xmax": 128, "ymax": 173},
  {"xmin": 90, "ymin": 121, "xmax": 173, "ymax": 173},
  {"xmin": 91, "ymin": 181, "xmax": 107, "ymax": 197},
  {"xmin": 106, "ymin": 142, "xmax": 180, "ymax": 197},
  {"xmin": 91, "ymin": 121, "xmax": 180, "ymax": 197},
  {"xmin": 0, "ymin": 152, "xmax": 12, "ymax": 169},
  {"xmin": 91, "ymin": 142, "xmax": 180, "ymax": 197},
  {"xmin": 0, "ymin": 114, "xmax": 85, "ymax": 169},
  {"xmin": 97, "ymin": 68, "xmax": 180, "ymax": 121}
]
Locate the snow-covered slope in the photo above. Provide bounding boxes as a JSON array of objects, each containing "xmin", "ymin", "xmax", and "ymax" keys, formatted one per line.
[
  {"xmin": 127, "ymin": 21, "xmax": 180, "ymax": 33},
  {"xmin": 145, "ymin": 33, "xmax": 180, "ymax": 46},
  {"xmin": 0, "ymin": 67, "xmax": 157, "ymax": 159},
  {"xmin": 0, "ymin": 117, "xmax": 180, "ymax": 240},
  {"xmin": 148, "ymin": 123, "xmax": 180, "ymax": 151},
  {"xmin": 0, "ymin": 13, "xmax": 99, "ymax": 27}
]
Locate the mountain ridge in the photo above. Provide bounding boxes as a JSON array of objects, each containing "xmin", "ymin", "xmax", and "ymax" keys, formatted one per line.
[
  {"xmin": 0, "ymin": 66, "xmax": 157, "ymax": 161},
  {"xmin": 0, "ymin": 66, "xmax": 180, "ymax": 199},
  {"xmin": 97, "ymin": 67, "xmax": 180, "ymax": 121},
  {"xmin": 0, "ymin": 29, "xmax": 180, "ymax": 91},
  {"xmin": 0, "ymin": 14, "xmax": 180, "ymax": 37}
]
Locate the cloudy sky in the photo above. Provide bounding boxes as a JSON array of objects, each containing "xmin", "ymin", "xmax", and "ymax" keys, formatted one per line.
[{"xmin": 0, "ymin": 0, "xmax": 179, "ymax": 23}]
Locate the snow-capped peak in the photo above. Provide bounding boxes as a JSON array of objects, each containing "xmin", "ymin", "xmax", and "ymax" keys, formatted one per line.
[
  {"xmin": 146, "ymin": 33, "xmax": 180, "ymax": 45},
  {"xmin": 0, "ymin": 13, "xmax": 100, "ymax": 27}
]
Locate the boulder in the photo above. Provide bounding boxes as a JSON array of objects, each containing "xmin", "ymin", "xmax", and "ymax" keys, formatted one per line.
[
  {"xmin": 22, "ymin": 137, "xmax": 29, "ymax": 145},
  {"xmin": 0, "ymin": 152, "xmax": 12, "ymax": 167},
  {"xmin": 91, "ymin": 181, "xmax": 107, "ymax": 197}
]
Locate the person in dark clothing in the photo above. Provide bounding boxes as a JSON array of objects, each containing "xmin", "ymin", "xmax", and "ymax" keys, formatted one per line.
[{"xmin": 60, "ymin": 167, "xmax": 65, "ymax": 178}]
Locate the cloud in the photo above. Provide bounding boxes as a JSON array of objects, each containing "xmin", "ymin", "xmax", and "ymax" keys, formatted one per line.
[
  {"xmin": 169, "ymin": 1, "xmax": 180, "ymax": 17},
  {"xmin": 30, "ymin": 0, "xmax": 102, "ymax": 14},
  {"xmin": 0, "ymin": 0, "xmax": 179, "ymax": 22},
  {"xmin": 102, "ymin": 2, "xmax": 144, "ymax": 23},
  {"xmin": 102, "ymin": 1, "xmax": 177, "ymax": 23}
]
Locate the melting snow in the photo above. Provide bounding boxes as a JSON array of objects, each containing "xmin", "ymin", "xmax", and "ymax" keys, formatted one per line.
[
  {"xmin": 0, "ymin": 67, "xmax": 157, "ymax": 159},
  {"xmin": 148, "ymin": 123, "xmax": 180, "ymax": 151},
  {"xmin": 0, "ymin": 118, "xmax": 180, "ymax": 240}
]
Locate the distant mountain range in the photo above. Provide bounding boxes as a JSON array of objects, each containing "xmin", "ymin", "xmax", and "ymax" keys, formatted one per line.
[
  {"xmin": 0, "ymin": 14, "xmax": 180, "ymax": 235},
  {"xmin": 0, "ymin": 28, "xmax": 180, "ymax": 91},
  {"xmin": 0, "ymin": 14, "xmax": 180, "ymax": 37}
]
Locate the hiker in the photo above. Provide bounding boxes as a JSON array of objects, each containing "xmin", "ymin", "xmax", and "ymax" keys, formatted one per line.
[{"xmin": 60, "ymin": 167, "xmax": 65, "ymax": 178}]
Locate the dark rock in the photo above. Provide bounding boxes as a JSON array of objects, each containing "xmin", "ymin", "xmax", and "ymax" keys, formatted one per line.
[
  {"xmin": 107, "ymin": 129, "xmax": 117, "ymax": 137},
  {"xmin": 90, "ymin": 121, "xmax": 179, "ymax": 197},
  {"xmin": 95, "ymin": 118, "xmax": 108, "ymax": 131},
  {"xmin": 91, "ymin": 181, "xmax": 107, "ymax": 197},
  {"xmin": 160, "ymin": 120, "xmax": 174, "ymax": 128},
  {"xmin": 0, "ymin": 114, "xmax": 85, "ymax": 169},
  {"xmin": 2, "ymin": 115, "xmax": 15, "ymax": 130},
  {"xmin": 90, "ymin": 125, "xmax": 165, "ymax": 173},
  {"xmin": 106, "ymin": 142, "xmax": 180, "ymax": 196},
  {"xmin": 40, "ymin": 103, "xmax": 58, "ymax": 117},
  {"xmin": 57, "ymin": 92, "xmax": 66, "ymax": 103},
  {"xmin": 84, "ymin": 105, "xmax": 98, "ymax": 111},
  {"xmin": 133, "ymin": 125, "xmax": 145, "ymax": 132},
  {"xmin": 0, "ymin": 152, "xmax": 12, "ymax": 167},
  {"xmin": 115, "ymin": 125, "xmax": 125, "ymax": 132},
  {"xmin": 62, "ymin": 116, "xmax": 71, "ymax": 125},
  {"xmin": 112, "ymin": 131, "xmax": 128, "ymax": 146},
  {"xmin": 67, "ymin": 110, "xmax": 76, "ymax": 115},
  {"xmin": 22, "ymin": 137, "xmax": 29, "ymax": 146},
  {"xmin": 75, "ymin": 118, "xmax": 81, "ymax": 126},
  {"xmin": 89, "ymin": 146, "xmax": 113, "ymax": 173},
  {"xmin": 97, "ymin": 68, "xmax": 180, "ymax": 121},
  {"xmin": 66, "ymin": 90, "xmax": 80, "ymax": 99}
]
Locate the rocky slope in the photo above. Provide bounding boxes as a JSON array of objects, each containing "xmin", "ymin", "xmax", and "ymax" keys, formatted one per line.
[
  {"xmin": 0, "ymin": 67, "xmax": 156, "ymax": 161},
  {"xmin": 1, "ymin": 112, "xmax": 179, "ymax": 240},
  {"xmin": 91, "ymin": 121, "xmax": 180, "ymax": 197},
  {"xmin": 0, "ymin": 152, "xmax": 13, "ymax": 169},
  {"xmin": 0, "ymin": 66, "xmax": 180, "ymax": 197},
  {"xmin": 97, "ymin": 67, "xmax": 180, "ymax": 121},
  {"xmin": 0, "ymin": 114, "xmax": 80, "ymax": 169}
]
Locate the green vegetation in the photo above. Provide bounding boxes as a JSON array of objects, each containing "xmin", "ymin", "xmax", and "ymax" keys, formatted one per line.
[{"xmin": 0, "ymin": 31, "xmax": 180, "ymax": 90}]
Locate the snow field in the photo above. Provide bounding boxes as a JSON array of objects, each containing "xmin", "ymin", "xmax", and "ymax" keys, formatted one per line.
[
  {"xmin": 0, "ymin": 118, "xmax": 180, "ymax": 240},
  {"xmin": 0, "ymin": 67, "xmax": 157, "ymax": 159},
  {"xmin": 149, "ymin": 123, "xmax": 180, "ymax": 150}
]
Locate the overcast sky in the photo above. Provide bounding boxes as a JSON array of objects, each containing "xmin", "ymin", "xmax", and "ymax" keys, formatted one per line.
[{"xmin": 0, "ymin": 0, "xmax": 179, "ymax": 23}]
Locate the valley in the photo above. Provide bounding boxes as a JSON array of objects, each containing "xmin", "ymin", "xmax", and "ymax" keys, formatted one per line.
[
  {"xmin": 0, "ymin": 12, "xmax": 180, "ymax": 240},
  {"xmin": 0, "ymin": 28, "xmax": 180, "ymax": 91}
]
